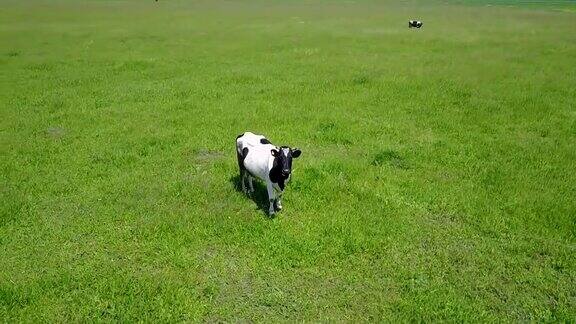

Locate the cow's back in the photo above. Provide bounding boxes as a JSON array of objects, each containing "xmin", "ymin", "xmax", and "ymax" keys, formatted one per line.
[{"xmin": 236, "ymin": 132, "xmax": 267, "ymax": 154}]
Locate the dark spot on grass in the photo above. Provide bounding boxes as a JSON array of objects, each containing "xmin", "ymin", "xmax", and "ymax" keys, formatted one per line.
[
  {"xmin": 372, "ymin": 149, "xmax": 409, "ymax": 169},
  {"xmin": 352, "ymin": 74, "xmax": 370, "ymax": 85},
  {"xmin": 552, "ymin": 262, "xmax": 566, "ymax": 273},
  {"xmin": 7, "ymin": 51, "xmax": 19, "ymax": 57},
  {"xmin": 27, "ymin": 62, "xmax": 54, "ymax": 72},
  {"xmin": 202, "ymin": 285, "xmax": 218, "ymax": 300},
  {"xmin": 319, "ymin": 121, "xmax": 336, "ymax": 131},
  {"xmin": 352, "ymin": 70, "xmax": 380, "ymax": 86},
  {"xmin": 0, "ymin": 286, "xmax": 30, "ymax": 309},
  {"xmin": 481, "ymin": 168, "xmax": 504, "ymax": 189}
]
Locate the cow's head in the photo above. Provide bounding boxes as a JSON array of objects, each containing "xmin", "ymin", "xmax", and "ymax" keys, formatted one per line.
[{"xmin": 271, "ymin": 146, "xmax": 301, "ymax": 177}]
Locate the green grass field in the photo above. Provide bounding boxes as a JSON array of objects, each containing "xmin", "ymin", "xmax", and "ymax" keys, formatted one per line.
[{"xmin": 1, "ymin": 0, "xmax": 575, "ymax": 321}]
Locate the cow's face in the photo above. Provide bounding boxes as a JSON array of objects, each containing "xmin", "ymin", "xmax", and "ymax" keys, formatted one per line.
[{"xmin": 271, "ymin": 146, "xmax": 301, "ymax": 177}]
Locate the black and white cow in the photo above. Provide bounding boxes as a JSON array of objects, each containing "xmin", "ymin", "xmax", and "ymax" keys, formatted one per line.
[
  {"xmin": 236, "ymin": 132, "xmax": 301, "ymax": 215},
  {"xmin": 409, "ymin": 20, "xmax": 423, "ymax": 28}
]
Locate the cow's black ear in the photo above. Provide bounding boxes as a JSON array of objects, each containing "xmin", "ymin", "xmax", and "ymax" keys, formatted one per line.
[
  {"xmin": 291, "ymin": 148, "xmax": 301, "ymax": 158},
  {"xmin": 271, "ymin": 149, "xmax": 279, "ymax": 157}
]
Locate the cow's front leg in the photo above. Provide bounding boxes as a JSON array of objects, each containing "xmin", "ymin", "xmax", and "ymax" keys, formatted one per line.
[
  {"xmin": 274, "ymin": 191, "xmax": 283, "ymax": 211},
  {"xmin": 248, "ymin": 175, "xmax": 255, "ymax": 194},
  {"xmin": 240, "ymin": 171, "xmax": 248, "ymax": 194},
  {"xmin": 266, "ymin": 182, "xmax": 276, "ymax": 215}
]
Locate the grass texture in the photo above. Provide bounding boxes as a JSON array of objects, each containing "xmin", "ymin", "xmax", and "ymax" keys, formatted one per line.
[{"xmin": 1, "ymin": 0, "xmax": 575, "ymax": 321}]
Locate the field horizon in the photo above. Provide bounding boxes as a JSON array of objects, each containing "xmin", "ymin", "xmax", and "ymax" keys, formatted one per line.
[{"xmin": 1, "ymin": 0, "xmax": 575, "ymax": 321}]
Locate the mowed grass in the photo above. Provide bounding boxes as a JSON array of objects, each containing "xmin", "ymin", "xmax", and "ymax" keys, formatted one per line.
[{"xmin": 1, "ymin": 0, "xmax": 575, "ymax": 321}]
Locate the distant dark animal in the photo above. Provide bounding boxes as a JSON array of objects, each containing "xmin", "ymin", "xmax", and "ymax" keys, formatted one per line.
[
  {"xmin": 409, "ymin": 20, "xmax": 423, "ymax": 28},
  {"xmin": 236, "ymin": 132, "xmax": 301, "ymax": 215}
]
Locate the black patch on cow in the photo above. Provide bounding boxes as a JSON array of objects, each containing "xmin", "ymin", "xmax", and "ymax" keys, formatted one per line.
[
  {"xmin": 237, "ymin": 148, "xmax": 247, "ymax": 173},
  {"xmin": 269, "ymin": 147, "xmax": 293, "ymax": 191},
  {"xmin": 409, "ymin": 20, "xmax": 422, "ymax": 28},
  {"xmin": 260, "ymin": 138, "xmax": 271, "ymax": 145},
  {"xmin": 238, "ymin": 147, "xmax": 258, "ymax": 179},
  {"xmin": 237, "ymin": 147, "xmax": 250, "ymax": 173},
  {"xmin": 269, "ymin": 166, "xmax": 286, "ymax": 191},
  {"xmin": 236, "ymin": 133, "xmax": 244, "ymax": 140},
  {"xmin": 265, "ymin": 146, "xmax": 302, "ymax": 191}
]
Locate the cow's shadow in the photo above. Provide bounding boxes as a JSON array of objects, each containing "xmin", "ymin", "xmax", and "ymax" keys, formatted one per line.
[{"xmin": 229, "ymin": 175, "xmax": 272, "ymax": 217}]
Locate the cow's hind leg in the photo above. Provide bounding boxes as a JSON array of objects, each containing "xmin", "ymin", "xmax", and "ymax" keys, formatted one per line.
[
  {"xmin": 247, "ymin": 175, "xmax": 254, "ymax": 193},
  {"xmin": 237, "ymin": 151, "xmax": 248, "ymax": 193},
  {"xmin": 241, "ymin": 171, "xmax": 248, "ymax": 194}
]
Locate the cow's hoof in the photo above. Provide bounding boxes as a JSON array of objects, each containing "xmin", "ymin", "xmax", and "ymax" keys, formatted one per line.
[{"xmin": 273, "ymin": 200, "xmax": 282, "ymax": 211}]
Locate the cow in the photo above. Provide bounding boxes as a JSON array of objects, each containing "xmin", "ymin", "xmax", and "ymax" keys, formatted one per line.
[
  {"xmin": 236, "ymin": 132, "xmax": 301, "ymax": 215},
  {"xmin": 409, "ymin": 20, "xmax": 423, "ymax": 28}
]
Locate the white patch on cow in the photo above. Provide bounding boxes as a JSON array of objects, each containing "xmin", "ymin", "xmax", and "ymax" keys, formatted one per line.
[
  {"xmin": 236, "ymin": 132, "xmax": 265, "ymax": 153},
  {"xmin": 240, "ymin": 145, "xmax": 275, "ymax": 180}
]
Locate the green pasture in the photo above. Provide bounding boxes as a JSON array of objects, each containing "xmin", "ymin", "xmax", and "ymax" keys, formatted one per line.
[{"xmin": 1, "ymin": 0, "xmax": 575, "ymax": 321}]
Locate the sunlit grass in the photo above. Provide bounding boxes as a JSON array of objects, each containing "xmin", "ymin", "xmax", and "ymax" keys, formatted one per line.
[{"xmin": 1, "ymin": 0, "xmax": 575, "ymax": 321}]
